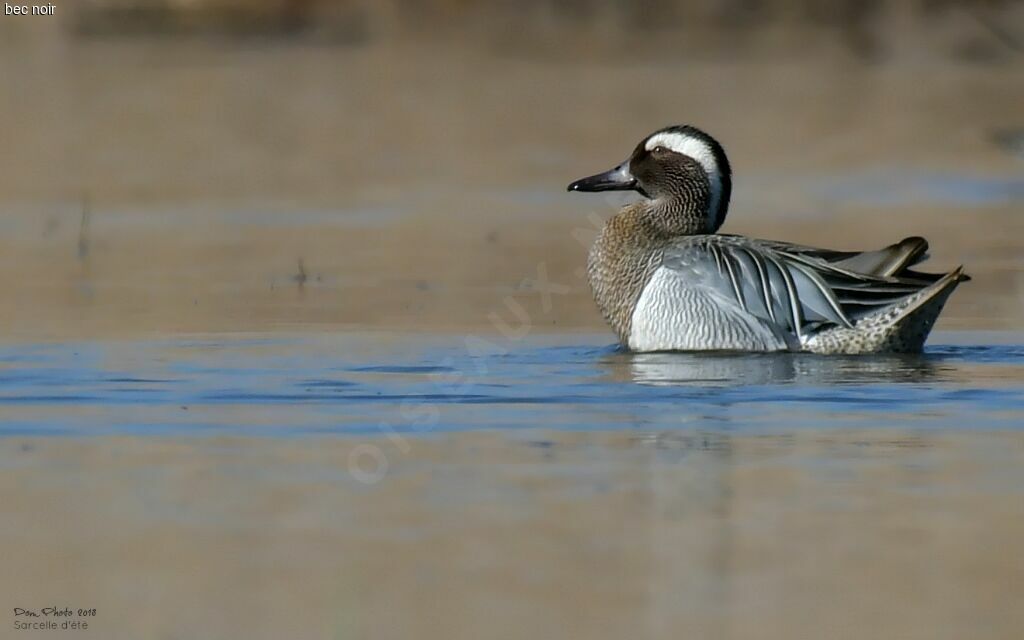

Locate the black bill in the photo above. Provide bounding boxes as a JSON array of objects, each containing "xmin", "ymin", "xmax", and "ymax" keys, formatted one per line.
[{"xmin": 567, "ymin": 161, "xmax": 636, "ymax": 192}]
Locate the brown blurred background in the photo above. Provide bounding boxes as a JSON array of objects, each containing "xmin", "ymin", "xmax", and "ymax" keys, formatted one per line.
[
  {"xmin": 2, "ymin": 7, "xmax": 1024, "ymax": 640},
  {"xmin": 0, "ymin": 0, "xmax": 1022, "ymax": 339}
]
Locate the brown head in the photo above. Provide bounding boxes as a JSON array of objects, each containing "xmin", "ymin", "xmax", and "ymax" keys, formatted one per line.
[{"xmin": 567, "ymin": 125, "xmax": 733, "ymax": 235}]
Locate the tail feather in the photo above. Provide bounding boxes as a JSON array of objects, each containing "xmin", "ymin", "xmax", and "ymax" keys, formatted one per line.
[
  {"xmin": 880, "ymin": 266, "xmax": 966, "ymax": 352},
  {"xmin": 804, "ymin": 266, "xmax": 967, "ymax": 354}
]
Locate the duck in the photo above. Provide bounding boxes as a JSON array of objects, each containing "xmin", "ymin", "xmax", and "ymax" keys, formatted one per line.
[{"xmin": 567, "ymin": 124, "xmax": 968, "ymax": 354}]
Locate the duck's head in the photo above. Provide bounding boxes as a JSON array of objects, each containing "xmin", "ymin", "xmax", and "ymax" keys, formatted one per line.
[{"xmin": 567, "ymin": 125, "xmax": 732, "ymax": 233}]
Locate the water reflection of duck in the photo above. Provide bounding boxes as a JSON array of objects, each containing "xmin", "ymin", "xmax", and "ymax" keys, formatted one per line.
[
  {"xmin": 568, "ymin": 125, "xmax": 969, "ymax": 354},
  {"xmin": 616, "ymin": 352, "xmax": 943, "ymax": 387}
]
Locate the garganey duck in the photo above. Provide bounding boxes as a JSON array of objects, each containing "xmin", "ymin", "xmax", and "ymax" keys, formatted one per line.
[{"xmin": 568, "ymin": 125, "xmax": 968, "ymax": 354}]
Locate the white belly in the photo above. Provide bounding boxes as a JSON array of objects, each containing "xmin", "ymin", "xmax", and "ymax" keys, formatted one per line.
[{"xmin": 628, "ymin": 268, "xmax": 793, "ymax": 352}]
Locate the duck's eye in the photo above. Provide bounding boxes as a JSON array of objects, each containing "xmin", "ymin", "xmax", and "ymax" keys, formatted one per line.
[{"xmin": 653, "ymin": 146, "xmax": 668, "ymax": 154}]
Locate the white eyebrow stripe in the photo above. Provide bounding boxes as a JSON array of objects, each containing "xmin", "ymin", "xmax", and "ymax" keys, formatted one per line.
[{"xmin": 645, "ymin": 132, "xmax": 723, "ymax": 229}]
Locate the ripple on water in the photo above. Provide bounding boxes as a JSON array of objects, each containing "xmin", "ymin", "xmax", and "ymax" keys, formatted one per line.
[{"xmin": 0, "ymin": 334, "xmax": 1020, "ymax": 436}]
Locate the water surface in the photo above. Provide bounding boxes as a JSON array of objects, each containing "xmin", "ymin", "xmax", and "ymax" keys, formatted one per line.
[
  {"xmin": 2, "ymin": 332, "xmax": 1023, "ymax": 639},
  {"xmin": 2, "ymin": 332, "xmax": 1022, "ymax": 436}
]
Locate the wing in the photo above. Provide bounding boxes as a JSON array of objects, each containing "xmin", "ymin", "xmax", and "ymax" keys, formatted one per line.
[
  {"xmin": 722, "ymin": 234, "xmax": 940, "ymax": 279},
  {"xmin": 661, "ymin": 236, "xmax": 943, "ymax": 340}
]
